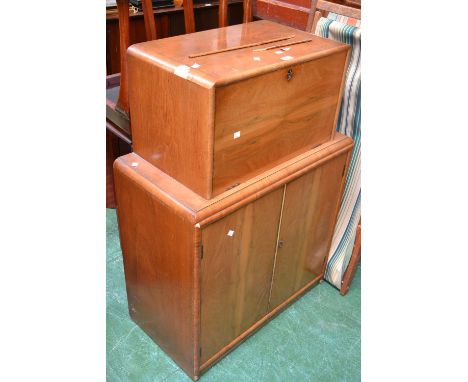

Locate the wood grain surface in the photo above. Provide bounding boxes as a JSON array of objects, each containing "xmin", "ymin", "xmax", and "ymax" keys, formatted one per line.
[
  {"xmin": 128, "ymin": 52, "xmax": 215, "ymax": 198},
  {"xmin": 114, "ymin": 160, "xmax": 197, "ymax": 377},
  {"xmin": 116, "ymin": 133, "xmax": 353, "ymax": 220},
  {"xmin": 200, "ymin": 188, "xmax": 283, "ymax": 363},
  {"xmin": 127, "ymin": 20, "xmax": 348, "ymax": 86},
  {"xmin": 114, "ymin": 134, "xmax": 354, "ymax": 380},
  {"xmin": 127, "ymin": 20, "xmax": 349, "ymax": 198},
  {"xmin": 213, "ymin": 49, "xmax": 348, "ymax": 194},
  {"xmin": 269, "ymin": 152, "xmax": 348, "ymax": 309}
]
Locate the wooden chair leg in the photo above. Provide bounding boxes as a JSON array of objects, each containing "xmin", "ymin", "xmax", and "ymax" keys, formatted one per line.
[
  {"xmin": 106, "ymin": 130, "xmax": 119, "ymax": 209},
  {"xmin": 219, "ymin": 0, "xmax": 229, "ymax": 27},
  {"xmin": 142, "ymin": 0, "xmax": 157, "ymax": 41},
  {"xmin": 243, "ymin": 0, "xmax": 253, "ymax": 23},
  {"xmin": 183, "ymin": 0, "xmax": 195, "ymax": 34},
  {"xmin": 306, "ymin": 0, "xmax": 318, "ymax": 32},
  {"xmin": 340, "ymin": 223, "xmax": 361, "ymax": 296},
  {"xmin": 310, "ymin": 11, "xmax": 322, "ymax": 34},
  {"xmin": 116, "ymin": 0, "xmax": 130, "ymax": 116}
]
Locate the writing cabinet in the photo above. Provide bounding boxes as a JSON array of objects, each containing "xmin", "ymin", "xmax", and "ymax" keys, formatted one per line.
[
  {"xmin": 114, "ymin": 133, "xmax": 353, "ymax": 380},
  {"xmin": 127, "ymin": 20, "xmax": 350, "ymax": 198}
]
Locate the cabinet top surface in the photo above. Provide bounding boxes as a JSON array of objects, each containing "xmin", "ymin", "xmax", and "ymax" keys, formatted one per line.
[
  {"xmin": 115, "ymin": 133, "xmax": 353, "ymax": 222},
  {"xmin": 127, "ymin": 20, "xmax": 349, "ymax": 87}
]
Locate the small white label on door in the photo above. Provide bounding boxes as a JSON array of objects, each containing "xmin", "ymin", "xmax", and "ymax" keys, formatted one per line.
[
  {"xmin": 233, "ymin": 131, "xmax": 241, "ymax": 139},
  {"xmin": 227, "ymin": 230, "xmax": 235, "ymax": 237}
]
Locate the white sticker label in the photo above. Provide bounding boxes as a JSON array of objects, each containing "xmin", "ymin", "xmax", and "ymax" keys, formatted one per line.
[
  {"xmin": 191, "ymin": 63, "xmax": 201, "ymax": 69},
  {"xmin": 227, "ymin": 230, "xmax": 235, "ymax": 237},
  {"xmin": 174, "ymin": 65, "xmax": 191, "ymax": 79},
  {"xmin": 131, "ymin": 162, "xmax": 139, "ymax": 167},
  {"xmin": 233, "ymin": 131, "xmax": 241, "ymax": 139},
  {"xmin": 275, "ymin": 50, "xmax": 284, "ymax": 54},
  {"xmin": 280, "ymin": 55, "xmax": 294, "ymax": 61},
  {"xmin": 253, "ymin": 56, "xmax": 261, "ymax": 61}
]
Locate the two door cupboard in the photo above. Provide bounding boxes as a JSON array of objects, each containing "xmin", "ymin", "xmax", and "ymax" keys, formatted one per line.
[{"xmin": 114, "ymin": 132, "xmax": 353, "ymax": 380}]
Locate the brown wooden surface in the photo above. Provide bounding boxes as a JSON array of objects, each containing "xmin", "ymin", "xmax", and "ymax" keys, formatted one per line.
[
  {"xmin": 184, "ymin": 0, "xmax": 196, "ymax": 33},
  {"xmin": 116, "ymin": 0, "xmax": 131, "ymax": 115},
  {"xmin": 127, "ymin": 20, "xmax": 347, "ymax": 85},
  {"xmin": 219, "ymin": 0, "xmax": 229, "ymax": 27},
  {"xmin": 254, "ymin": 0, "xmax": 360, "ymax": 31},
  {"xmin": 340, "ymin": 222, "xmax": 361, "ymax": 295},
  {"xmin": 117, "ymin": 133, "xmax": 352, "ymax": 220},
  {"xmin": 254, "ymin": 0, "xmax": 310, "ymax": 30},
  {"xmin": 269, "ymin": 152, "xmax": 348, "ymax": 309},
  {"xmin": 114, "ymin": 162, "xmax": 197, "ymax": 377},
  {"xmin": 142, "ymin": 0, "xmax": 158, "ymax": 40},
  {"xmin": 200, "ymin": 188, "xmax": 283, "ymax": 363},
  {"xmin": 243, "ymin": 0, "xmax": 253, "ymax": 22},
  {"xmin": 201, "ymin": 273, "xmax": 322, "ymax": 372},
  {"xmin": 127, "ymin": 51, "xmax": 214, "ymax": 198},
  {"xmin": 106, "ymin": 130, "xmax": 117, "ymax": 208},
  {"xmin": 106, "ymin": 129, "xmax": 131, "ymax": 208},
  {"xmin": 106, "ymin": 1, "xmax": 245, "ymax": 75},
  {"xmin": 307, "ymin": 10, "xmax": 321, "ymax": 34},
  {"xmin": 315, "ymin": 0, "xmax": 361, "ymax": 18},
  {"xmin": 114, "ymin": 134, "xmax": 353, "ymax": 380},
  {"xmin": 127, "ymin": 20, "xmax": 349, "ymax": 198},
  {"xmin": 212, "ymin": 49, "xmax": 348, "ymax": 194}
]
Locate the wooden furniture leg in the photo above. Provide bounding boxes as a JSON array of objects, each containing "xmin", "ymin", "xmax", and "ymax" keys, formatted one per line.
[
  {"xmin": 142, "ymin": 0, "xmax": 157, "ymax": 40},
  {"xmin": 340, "ymin": 222, "xmax": 361, "ymax": 296},
  {"xmin": 106, "ymin": 129, "xmax": 132, "ymax": 209},
  {"xmin": 106, "ymin": 130, "xmax": 118, "ymax": 208}
]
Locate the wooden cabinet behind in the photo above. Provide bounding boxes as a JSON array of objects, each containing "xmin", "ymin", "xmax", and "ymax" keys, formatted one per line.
[
  {"xmin": 114, "ymin": 133, "xmax": 353, "ymax": 380},
  {"xmin": 106, "ymin": 1, "xmax": 244, "ymax": 75}
]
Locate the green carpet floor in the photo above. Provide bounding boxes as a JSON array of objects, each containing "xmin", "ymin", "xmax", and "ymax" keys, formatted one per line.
[{"xmin": 107, "ymin": 208, "xmax": 361, "ymax": 381}]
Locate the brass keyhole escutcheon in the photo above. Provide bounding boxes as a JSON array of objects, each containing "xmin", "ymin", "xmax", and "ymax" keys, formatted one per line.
[{"xmin": 287, "ymin": 69, "xmax": 293, "ymax": 81}]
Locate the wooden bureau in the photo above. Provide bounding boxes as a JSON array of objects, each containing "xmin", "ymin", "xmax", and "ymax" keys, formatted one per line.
[
  {"xmin": 114, "ymin": 132, "xmax": 353, "ymax": 380},
  {"xmin": 127, "ymin": 20, "xmax": 350, "ymax": 198}
]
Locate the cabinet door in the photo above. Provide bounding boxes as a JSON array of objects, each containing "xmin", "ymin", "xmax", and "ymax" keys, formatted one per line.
[
  {"xmin": 269, "ymin": 153, "xmax": 348, "ymax": 310},
  {"xmin": 200, "ymin": 188, "xmax": 284, "ymax": 364}
]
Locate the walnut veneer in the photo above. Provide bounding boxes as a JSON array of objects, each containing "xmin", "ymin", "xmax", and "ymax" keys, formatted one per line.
[
  {"xmin": 127, "ymin": 20, "xmax": 350, "ymax": 198},
  {"xmin": 114, "ymin": 133, "xmax": 353, "ymax": 380}
]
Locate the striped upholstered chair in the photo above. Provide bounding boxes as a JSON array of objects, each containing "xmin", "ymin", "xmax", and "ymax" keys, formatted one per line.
[{"xmin": 309, "ymin": 2, "xmax": 361, "ymax": 295}]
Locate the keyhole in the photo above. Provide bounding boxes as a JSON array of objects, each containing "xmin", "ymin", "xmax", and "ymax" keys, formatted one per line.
[
  {"xmin": 287, "ymin": 69, "xmax": 293, "ymax": 81},
  {"xmin": 278, "ymin": 240, "xmax": 285, "ymax": 248}
]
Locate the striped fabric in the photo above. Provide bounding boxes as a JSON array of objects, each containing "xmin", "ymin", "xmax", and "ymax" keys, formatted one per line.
[
  {"xmin": 315, "ymin": 17, "xmax": 361, "ymax": 290},
  {"xmin": 326, "ymin": 12, "xmax": 361, "ymax": 27}
]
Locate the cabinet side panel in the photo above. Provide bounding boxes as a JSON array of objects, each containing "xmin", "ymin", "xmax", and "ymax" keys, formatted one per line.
[
  {"xmin": 128, "ymin": 52, "xmax": 213, "ymax": 198},
  {"xmin": 269, "ymin": 153, "xmax": 348, "ymax": 310},
  {"xmin": 200, "ymin": 187, "xmax": 284, "ymax": 363},
  {"xmin": 213, "ymin": 50, "xmax": 348, "ymax": 195},
  {"xmin": 114, "ymin": 164, "xmax": 196, "ymax": 376}
]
